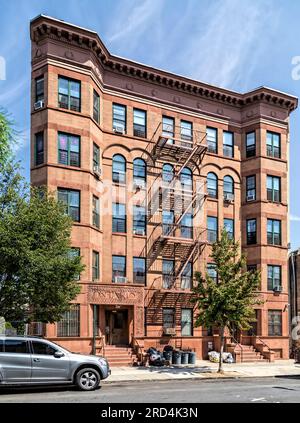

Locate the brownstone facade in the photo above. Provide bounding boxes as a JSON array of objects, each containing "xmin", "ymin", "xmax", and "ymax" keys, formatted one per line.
[{"xmin": 30, "ymin": 15, "xmax": 298, "ymax": 361}]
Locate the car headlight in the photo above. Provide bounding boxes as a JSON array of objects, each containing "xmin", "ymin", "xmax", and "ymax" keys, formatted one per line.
[{"xmin": 98, "ymin": 358, "xmax": 107, "ymax": 366}]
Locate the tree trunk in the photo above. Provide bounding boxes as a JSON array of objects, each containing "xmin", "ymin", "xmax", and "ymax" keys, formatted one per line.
[{"xmin": 218, "ymin": 326, "xmax": 225, "ymax": 373}]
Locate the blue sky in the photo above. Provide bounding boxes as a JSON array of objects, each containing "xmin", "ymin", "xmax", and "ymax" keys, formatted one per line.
[{"xmin": 0, "ymin": 0, "xmax": 299, "ymax": 248}]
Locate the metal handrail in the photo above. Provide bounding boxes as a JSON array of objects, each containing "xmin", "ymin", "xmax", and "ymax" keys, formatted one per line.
[
  {"xmin": 251, "ymin": 332, "xmax": 272, "ymax": 362},
  {"xmin": 132, "ymin": 337, "xmax": 144, "ymax": 360},
  {"xmin": 229, "ymin": 333, "xmax": 244, "ymax": 363}
]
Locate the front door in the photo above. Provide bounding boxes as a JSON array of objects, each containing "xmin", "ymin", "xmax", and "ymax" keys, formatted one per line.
[{"xmin": 106, "ymin": 310, "xmax": 128, "ymax": 345}]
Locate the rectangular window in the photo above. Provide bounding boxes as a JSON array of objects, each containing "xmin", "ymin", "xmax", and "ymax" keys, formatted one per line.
[
  {"xmin": 112, "ymin": 255, "xmax": 126, "ymax": 281},
  {"xmin": 267, "ymin": 131, "xmax": 281, "ymax": 158},
  {"xmin": 133, "ymin": 257, "xmax": 146, "ymax": 285},
  {"xmin": 58, "ymin": 77, "xmax": 81, "ymax": 112},
  {"xmin": 247, "ymin": 219, "xmax": 257, "ymax": 245},
  {"xmin": 35, "ymin": 76, "xmax": 44, "ymax": 102},
  {"xmin": 224, "ymin": 218, "xmax": 234, "ymax": 240},
  {"xmin": 267, "ymin": 176, "xmax": 281, "ymax": 203},
  {"xmin": 267, "ymin": 265, "xmax": 282, "ymax": 291},
  {"xmin": 112, "ymin": 203, "xmax": 126, "ymax": 233},
  {"xmin": 162, "ymin": 210, "xmax": 175, "ymax": 236},
  {"xmin": 180, "ymin": 213, "xmax": 193, "ymax": 239},
  {"xmin": 58, "ymin": 133, "xmax": 80, "ymax": 167},
  {"xmin": 93, "ymin": 90, "xmax": 100, "ymax": 123},
  {"xmin": 57, "ymin": 189, "xmax": 80, "ymax": 222},
  {"xmin": 180, "ymin": 120, "xmax": 193, "ymax": 147},
  {"xmin": 3, "ymin": 339, "xmax": 29, "ymax": 354},
  {"xmin": 223, "ymin": 131, "xmax": 234, "ymax": 157},
  {"xmin": 68, "ymin": 248, "xmax": 80, "ymax": 281},
  {"xmin": 268, "ymin": 310, "xmax": 282, "ymax": 336},
  {"xmin": 246, "ymin": 132, "xmax": 256, "ymax": 157},
  {"xmin": 92, "ymin": 195, "xmax": 100, "ymax": 228},
  {"xmin": 181, "ymin": 309, "xmax": 193, "ymax": 336},
  {"xmin": 113, "ymin": 103, "xmax": 126, "ymax": 133},
  {"xmin": 92, "ymin": 251, "xmax": 99, "ymax": 281},
  {"xmin": 207, "ymin": 216, "xmax": 218, "ymax": 243},
  {"xmin": 162, "ymin": 259, "xmax": 174, "ymax": 289},
  {"xmin": 267, "ymin": 219, "xmax": 281, "ymax": 246},
  {"xmin": 207, "ymin": 263, "xmax": 217, "ymax": 283},
  {"xmin": 207, "ymin": 127, "xmax": 217, "ymax": 154},
  {"xmin": 57, "ymin": 304, "xmax": 80, "ymax": 337},
  {"xmin": 162, "ymin": 116, "xmax": 175, "ymax": 144},
  {"xmin": 181, "ymin": 262, "xmax": 192, "ymax": 289},
  {"xmin": 246, "ymin": 175, "xmax": 256, "ymax": 201},
  {"xmin": 247, "ymin": 264, "xmax": 257, "ymax": 273},
  {"xmin": 163, "ymin": 308, "xmax": 175, "ymax": 328},
  {"xmin": 35, "ymin": 132, "xmax": 44, "ymax": 166},
  {"xmin": 133, "ymin": 205, "xmax": 146, "ymax": 235},
  {"xmin": 133, "ymin": 108, "xmax": 146, "ymax": 138},
  {"xmin": 93, "ymin": 143, "xmax": 100, "ymax": 171}
]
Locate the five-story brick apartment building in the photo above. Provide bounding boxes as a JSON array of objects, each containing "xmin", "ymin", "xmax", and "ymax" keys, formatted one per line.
[{"xmin": 30, "ymin": 15, "xmax": 297, "ymax": 363}]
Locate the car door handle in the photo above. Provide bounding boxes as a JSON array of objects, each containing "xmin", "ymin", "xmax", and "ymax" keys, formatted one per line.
[{"xmin": 33, "ymin": 358, "xmax": 40, "ymax": 362}]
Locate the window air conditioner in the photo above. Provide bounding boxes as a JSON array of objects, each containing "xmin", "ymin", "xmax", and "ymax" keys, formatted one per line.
[
  {"xmin": 247, "ymin": 193, "xmax": 255, "ymax": 202},
  {"xmin": 224, "ymin": 193, "xmax": 234, "ymax": 202},
  {"xmin": 163, "ymin": 327, "xmax": 176, "ymax": 336},
  {"xmin": 273, "ymin": 285, "xmax": 282, "ymax": 293},
  {"xmin": 34, "ymin": 100, "xmax": 44, "ymax": 110},
  {"xmin": 93, "ymin": 165, "xmax": 102, "ymax": 178},
  {"xmin": 113, "ymin": 125, "xmax": 125, "ymax": 134},
  {"xmin": 114, "ymin": 276, "xmax": 127, "ymax": 284}
]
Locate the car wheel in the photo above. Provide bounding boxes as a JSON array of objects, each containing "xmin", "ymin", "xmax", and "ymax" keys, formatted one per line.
[{"xmin": 75, "ymin": 368, "xmax": 100, "ymax": 391}]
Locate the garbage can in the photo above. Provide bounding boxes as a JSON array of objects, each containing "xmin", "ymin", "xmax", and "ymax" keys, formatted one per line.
[
  {"xmin": 188, "ymin": 351, "xmax": 196, "ymax": 365},
  {"xmin": 181, "ymin": 351, "xmax": 189, "ymax": 365},
  {"xmin": 172, "ymin": 350, "xmax": 181, "ymax": 365},
  {"xmin": 163, "ymin": 350, "xmax": 173, "ymax": 363}
]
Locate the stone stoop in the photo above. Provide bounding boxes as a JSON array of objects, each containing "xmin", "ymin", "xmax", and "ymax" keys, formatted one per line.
[
  {"xmin": 235, "ymin": 345, "xmax": 268, "ymax": 362},
  {"xmin": 103, "ymin": 345, "xmax": 137, "ymax": 367}
]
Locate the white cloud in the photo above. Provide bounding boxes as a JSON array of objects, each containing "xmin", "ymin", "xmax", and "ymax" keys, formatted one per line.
[
  {"xmin": 290, "ymin": 214, "xmax": 300, "ymax": 222},
  {"xmin": 107, "ymin": 0, "xmax": 162, "ymax": 50},
  {"xmin": 174, "ymin": 0, "xmax": 281, "ymax": 90}
]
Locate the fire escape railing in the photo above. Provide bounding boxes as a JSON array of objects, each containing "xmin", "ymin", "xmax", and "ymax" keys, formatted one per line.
[{"xmin": 140, "ymin": 122, "xmax": 208, "ymax": 292}]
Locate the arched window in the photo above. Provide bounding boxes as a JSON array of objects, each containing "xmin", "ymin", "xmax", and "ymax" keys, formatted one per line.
[
  {"xmin": 133, "ymin": 158, "xmax": 146, "ymax": 188},
  {"xmin": 223, "ymin": 175, "xmax": 234, "ymax": 196},
  {"xmin": 180, "ymin": 167, "xmax": 193, "ymax": 191},
  {"xmin": 207, "ymin": 172, "xmax": 218, "ymax": 198},
  {"xmin": 112, "ymin": 154, "xmax": 126, "ymax": 184},
  {"xmin": 162, "ymin": 163, "xmax": 174, "ymax": 183}
]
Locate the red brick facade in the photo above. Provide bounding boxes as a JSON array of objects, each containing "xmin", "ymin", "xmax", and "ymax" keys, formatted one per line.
[{"xmin": 30, "ymin": 15, "xmax": 298, "ymax": 360}]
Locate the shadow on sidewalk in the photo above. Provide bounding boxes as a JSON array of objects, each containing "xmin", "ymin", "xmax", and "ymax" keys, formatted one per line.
[{"xmin": 134, "ymin": 365, "xmax": 214, "ymax": 375}]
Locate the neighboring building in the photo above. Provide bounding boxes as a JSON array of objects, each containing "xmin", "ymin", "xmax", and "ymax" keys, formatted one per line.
[
  {"xmin": 289, "ymin": 249, "xmax": 300, "ymax": 321},
  {"xmin": 30, "ymin": 15, "xmax": 297, "ymax": 362}
]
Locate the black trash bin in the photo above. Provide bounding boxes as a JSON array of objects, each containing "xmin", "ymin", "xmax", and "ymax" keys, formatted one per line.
[
  {"xmin": 188, "ymin": 351, "xmax": 196, "ymax": 365},
  {"xmin": 181, "ymin": 351, "xmax": 189, "ymax": 365},
  {"xmin": 163, "ymin": 350, "xmax": 173, "ymax": 363},
  {"xmin": 172, "ymin": 350, "xmax": 181, "ymax": 365}
]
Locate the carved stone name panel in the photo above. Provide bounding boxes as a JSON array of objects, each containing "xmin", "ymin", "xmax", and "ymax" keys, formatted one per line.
[{"xmin": 88, "ymin": 284, "xmax": 144, "ymax": 305}]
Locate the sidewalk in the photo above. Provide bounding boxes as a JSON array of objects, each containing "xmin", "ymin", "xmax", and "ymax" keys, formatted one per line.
[{"xmin": 103, "ymin": 360, "xmax": 300, "ymax": 383}]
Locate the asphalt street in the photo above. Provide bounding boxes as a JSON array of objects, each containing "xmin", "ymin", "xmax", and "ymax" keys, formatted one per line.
[{"xmin": 0, "ymin": 377, "xmax": 300, "ymax": 403}]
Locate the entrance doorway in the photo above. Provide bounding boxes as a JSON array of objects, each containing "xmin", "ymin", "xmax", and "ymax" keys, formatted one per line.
[{"xmin": 105, "ymin": 309, "xmax": 129, "ymax": 346}]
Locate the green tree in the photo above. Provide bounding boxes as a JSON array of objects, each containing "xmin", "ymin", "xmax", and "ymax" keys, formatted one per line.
[
  {"xmin": 193, "ymin": 229, "xmax": 262, "ymax": 373},
  {"xmin": 0, "ymin": 110, "xmax": 16, "ymax": 166},
  {"xmin": 0, "ymin": 110, "xmax": 84, "ymax": 324}
]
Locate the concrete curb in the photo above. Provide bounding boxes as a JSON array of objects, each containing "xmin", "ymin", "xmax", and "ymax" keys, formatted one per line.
[{"xmin": 103, "ymin": 372, "xmax": 300, "ymax": 385}]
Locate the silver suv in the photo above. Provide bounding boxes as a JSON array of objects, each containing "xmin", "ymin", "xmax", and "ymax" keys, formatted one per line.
[{"xmin": 0, "ymin": 336, "xmax": 110, "ymax": 391}]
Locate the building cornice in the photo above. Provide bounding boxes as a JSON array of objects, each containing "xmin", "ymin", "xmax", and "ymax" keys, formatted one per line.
[{"xmin": 30, "ymin": 15, "xmax": 298, "ymax": 114}]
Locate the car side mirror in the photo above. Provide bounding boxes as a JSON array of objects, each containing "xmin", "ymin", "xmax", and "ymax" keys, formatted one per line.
[{"xmin": 54, "ymin": 351, "xmax": 64, "ymax": 358}]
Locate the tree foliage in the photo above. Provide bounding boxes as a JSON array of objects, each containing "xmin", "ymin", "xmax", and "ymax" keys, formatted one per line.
[
  {"xmin": 192, "ymin": 229, "xmax": 262, "ymax": 372},
  {"xmin": 0, "ymin": 111, "xmax": 84, "ymax": 323}
]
